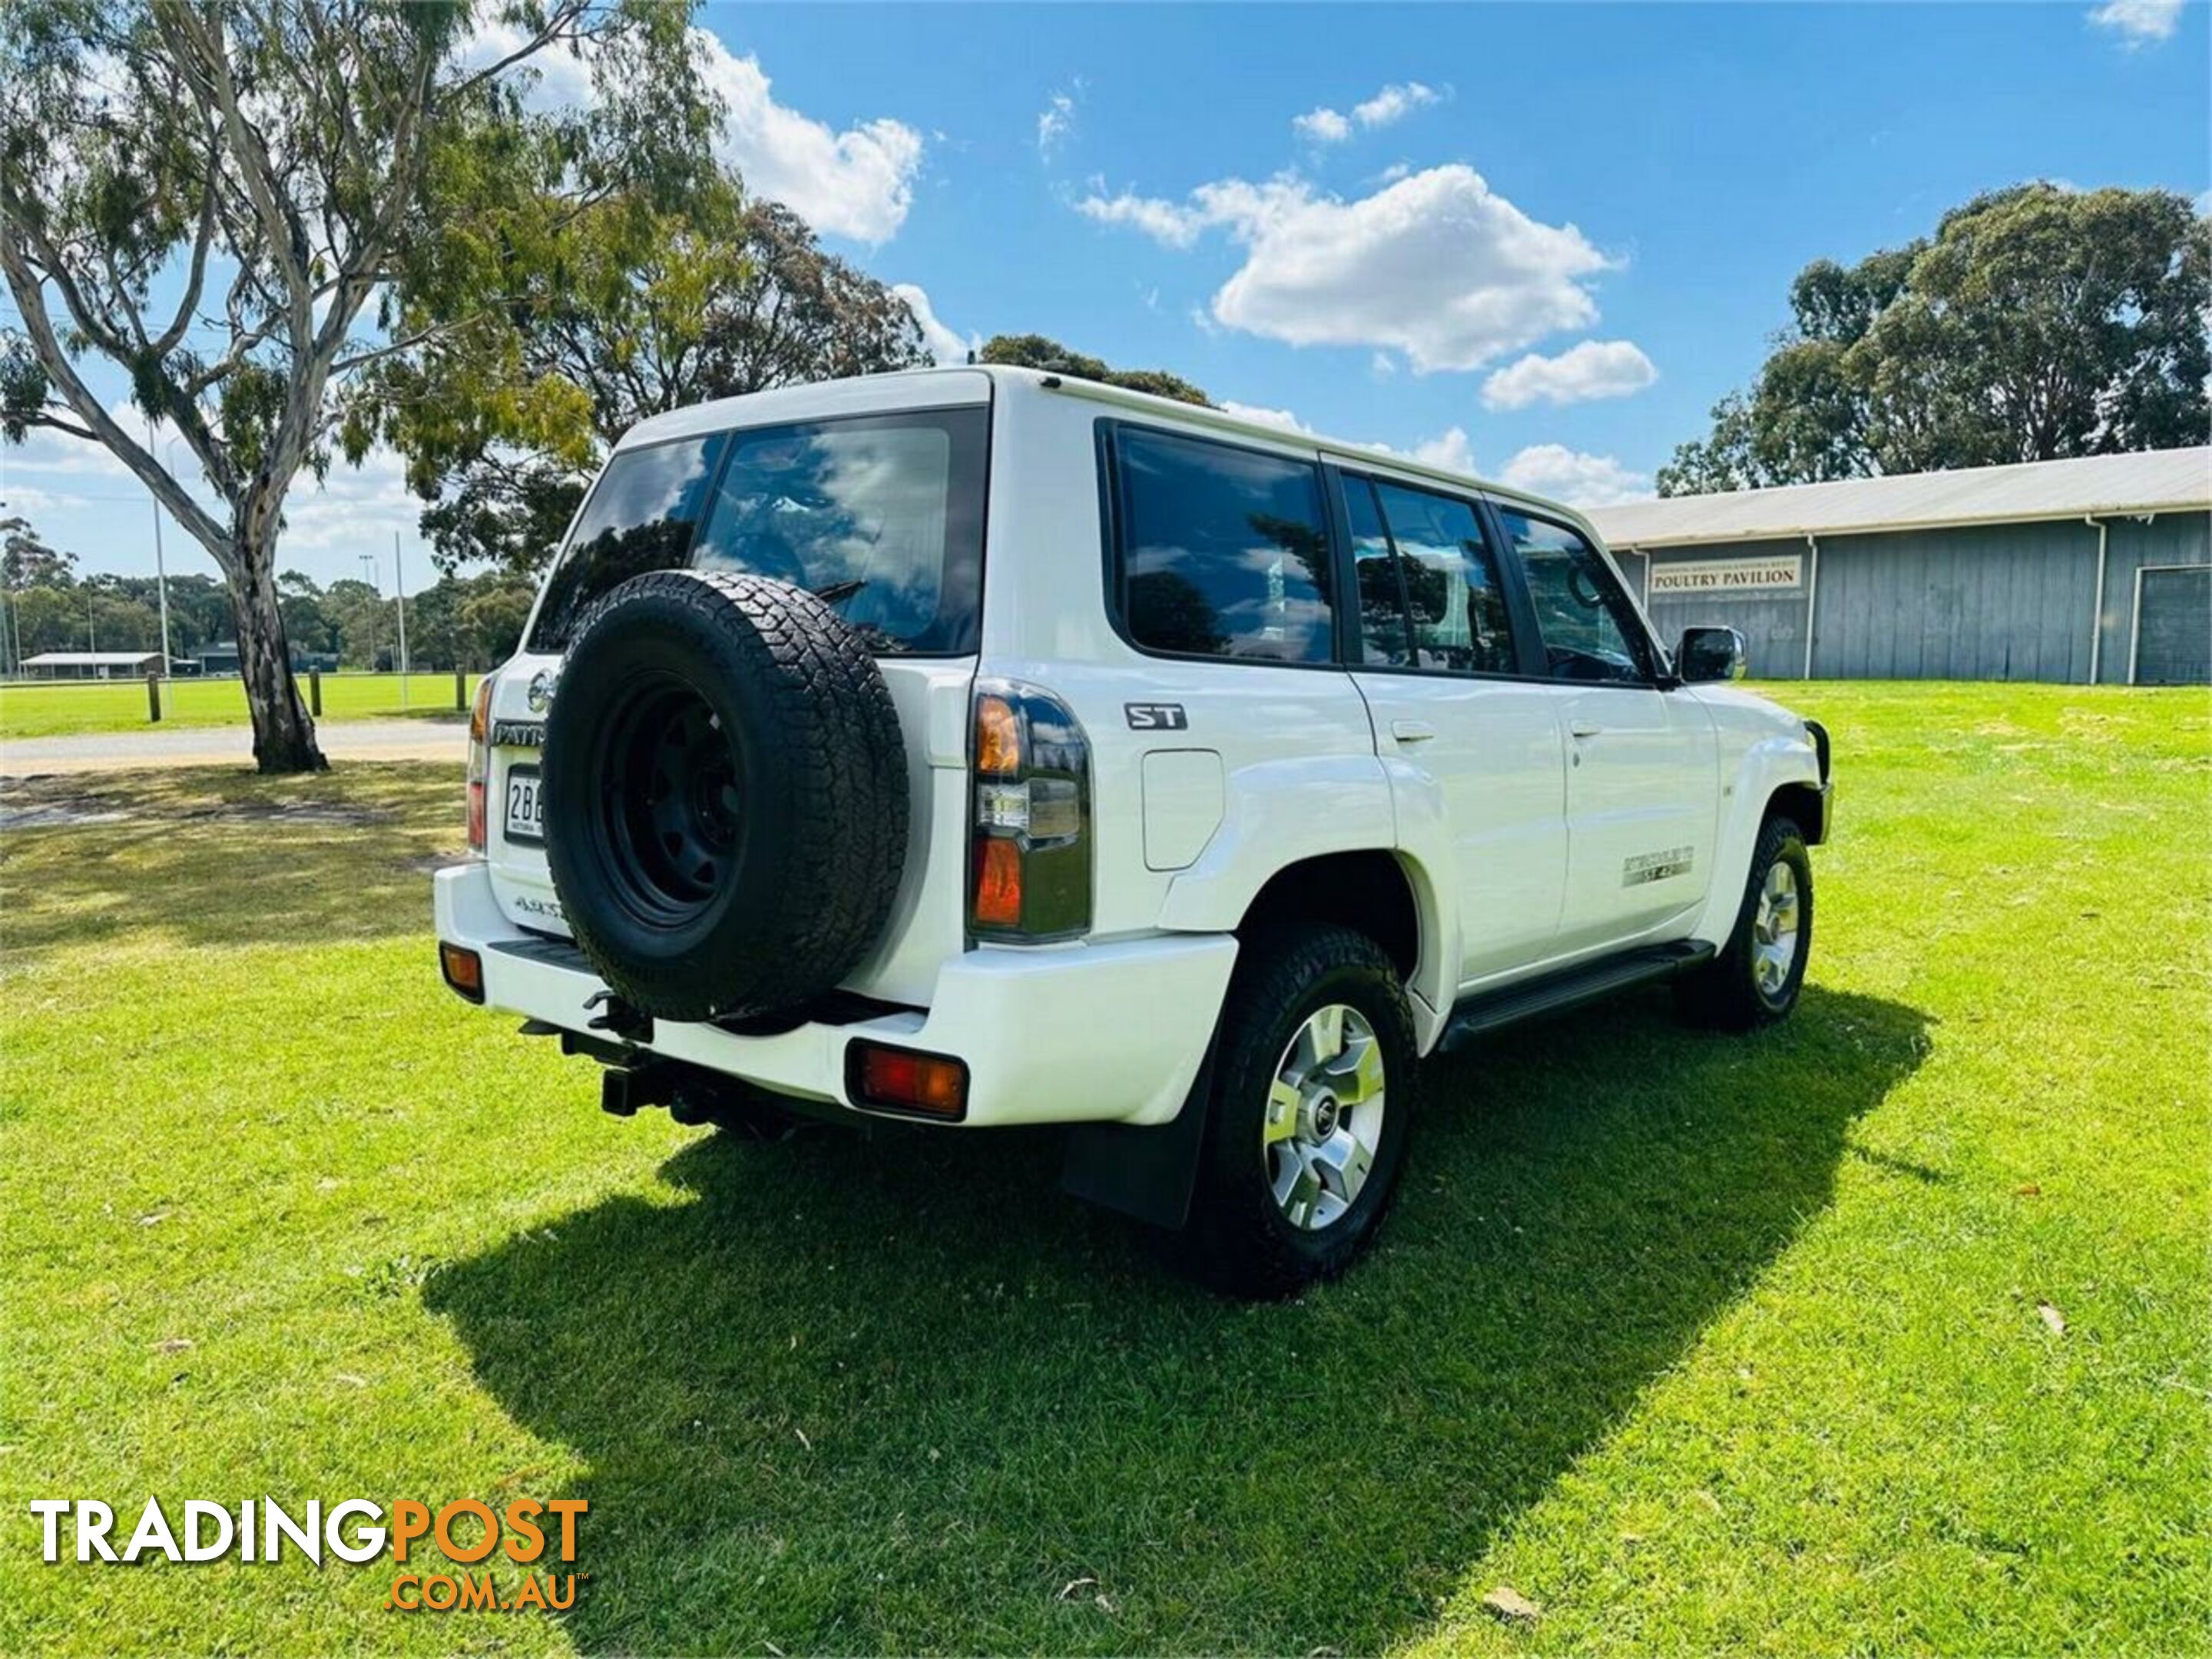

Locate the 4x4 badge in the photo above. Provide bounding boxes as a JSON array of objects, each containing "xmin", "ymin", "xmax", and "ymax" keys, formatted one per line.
[{"xmin": 1124, "ymin": 702, "xmax": 1187, "ymax": 731}]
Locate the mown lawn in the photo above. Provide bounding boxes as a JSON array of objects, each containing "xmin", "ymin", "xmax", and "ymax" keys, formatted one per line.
[
  {"xmin": 0, "ymin": 681, "xmax": 2204, "ymax": 1657},
  {"xmin": 0, "ymin": 672, "xmax": 481, "ymax": 740}
]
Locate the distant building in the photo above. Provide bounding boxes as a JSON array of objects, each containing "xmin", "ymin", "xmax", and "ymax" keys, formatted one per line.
[
  {"xmin": 197, "ymin": 641, "xmax": 339, "ymax": 676},
  {"xmin": 20, "ymin": 651, "xmax": 164, "ymax": 680},
  {"xmin": 1588, "ymin": 446, "xmax": 2211, "ymax": 685}
]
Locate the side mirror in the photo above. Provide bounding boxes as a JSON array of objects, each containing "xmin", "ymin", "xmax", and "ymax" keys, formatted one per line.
[{"xmin": 1677, "ymin": 625, "xmax": 1748, "ymax": 684}]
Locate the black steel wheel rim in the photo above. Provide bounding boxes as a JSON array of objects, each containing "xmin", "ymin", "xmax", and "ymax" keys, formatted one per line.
[{"xmin": 595, "ymin": 671, "xmax": 746, "ymax": 927}]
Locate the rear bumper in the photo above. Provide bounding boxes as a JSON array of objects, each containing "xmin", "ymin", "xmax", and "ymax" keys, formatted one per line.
[{"xmin": 434, "ymin": 862, "xmax": 1235, "ymax": 1128}]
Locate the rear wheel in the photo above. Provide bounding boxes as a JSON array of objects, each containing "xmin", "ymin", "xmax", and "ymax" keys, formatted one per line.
[
  {"xmin": 1677, "ymin": 813, "xmax": 1813, "ymax": 1030},
  {"xmin": 1183, "ymin": 925, "xmax": 1416, "ymax": 1298}
]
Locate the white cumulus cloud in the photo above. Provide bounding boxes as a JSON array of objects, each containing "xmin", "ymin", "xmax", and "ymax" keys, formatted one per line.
[
  {"xmin": 1078, "ymin": 164, "xmax": 1616, "ymax": 372},
  {"xmin": 1353, "ymin": 82, "xmax": 1442, "ymax": 129},
  {"xmin": 700, "ymin": 39, "xmax": 922, "ymax": 243},
  {"xmin": 1077, "ymin": 187, "xmax": 1214, "ymax": 249},
  {"xmin": 462, "ymin": 25, "xmax": 922, "ymax": 243},
  {"xmin": 2088, "ymin": 0, "xmax": 2184, "ymax": 43},
  {"xmin": 280, "ymin": 444, "xmax": 427, "ymax": 554},
  {"xmin": 1410, "ymin": 428, "xmax": 1479, "ymax": 474},
  {"xmin": 1481, "ymin": 339, "xmax": 1658, "ymax": 409},
  {"xmin": 1498, "ymin": 444, "xmax": 1652, "ymax": 508},
  {"xmin": 892, "ymin": 283, "xmax": 977, "ymax": 366},
  {"xmin": 1293, "ymin": 107, "xmax": 1353, "ymax": 144},
  {"xmin": 1218, "ymin": 401, "xmax": 1316, "ymax": 435},
  {"xmin": 1293, "ymin": 81, "xmax": 1441, "ymax": 143},
  {"xmin": 459, "ymin": 21, "xmax": 596, "ymax": 111}
]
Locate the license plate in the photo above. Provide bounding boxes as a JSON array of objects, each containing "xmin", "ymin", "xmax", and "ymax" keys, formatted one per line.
[{"xmin": 504, "ymin": 766, "xmax": 545, "ymax": 844}]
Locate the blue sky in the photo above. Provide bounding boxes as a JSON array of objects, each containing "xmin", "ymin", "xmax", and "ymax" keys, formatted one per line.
[{"xmin": 4, "ymin": 0, "xmax": 2206, "ymax": 591}]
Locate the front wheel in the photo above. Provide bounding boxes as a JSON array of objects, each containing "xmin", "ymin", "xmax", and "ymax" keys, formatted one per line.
[
  {"xmin": 1182, "ymin": 925, "xmax": 1417, "ymax": 1299},
  {"xmin": 1677, "ymin": 813, "xmax": 1813, "ymax": 1031}
]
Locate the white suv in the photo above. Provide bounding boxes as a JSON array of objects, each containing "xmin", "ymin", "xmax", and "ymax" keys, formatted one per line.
[{"xmin": 435, "ymin": 366, "xmax": 1832, "ymax": 1296}]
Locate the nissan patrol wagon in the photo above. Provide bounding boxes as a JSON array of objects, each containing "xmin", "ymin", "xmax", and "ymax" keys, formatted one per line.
[{"xmin": 435, "ymin": 365, "xmax": 1832, "ymax": 1296}]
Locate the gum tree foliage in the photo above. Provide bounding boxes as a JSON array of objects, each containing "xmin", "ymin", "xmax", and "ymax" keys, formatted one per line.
[
  {"xmin": 1659, "ymin": 184, "xmax": 2212, "ymax": 496},
  {"xmin": 0, "ymin": 518, "xmax": 203, "ymax": 661},
  {"xmin": 386, "ymin": 190, "xmax": 935, "ymax": 580},
  {"xmin": 1, "ymin": 515, "xmax": 78, "ymax": 588},
  {"xmin": 0, "ymin": 0, "xmax": 715, "ymax": 770},
  {"xmin": 979, "ymin": 333, "xmax": 1211, "ymax": 406}
]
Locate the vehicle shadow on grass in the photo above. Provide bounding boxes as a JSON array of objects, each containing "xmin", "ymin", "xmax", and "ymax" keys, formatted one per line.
[{"xmin": 427, "ymin": 985, "xmax": 1929, "ymax": 1656}]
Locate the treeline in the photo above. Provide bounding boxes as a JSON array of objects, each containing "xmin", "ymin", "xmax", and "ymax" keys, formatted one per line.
[
  {"xmin": 275, "ymin": 568, "xmax": 538, "ymax": 672},
  {"xmin": 0, "ymin": 532, "xmax": 533, "ymax": 673}
]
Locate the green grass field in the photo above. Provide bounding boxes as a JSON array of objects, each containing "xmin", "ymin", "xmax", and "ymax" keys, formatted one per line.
[
  {"xmin": 1, "ymin": 682, "xmax": 2204, "ymax": 1656},
  {"xmin": 0, "ymin": 672, "xmax": 482, "ymax": 740}
]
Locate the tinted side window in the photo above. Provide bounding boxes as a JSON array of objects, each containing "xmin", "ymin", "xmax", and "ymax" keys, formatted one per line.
[
  {"xmin": 1345, "ymin": 478, "xmax": 1413, "ymax": 667},
  {"xmin": 1112, "ymin": 427, "xmax": 1335, "ymax": 663},
  {"xmin": 1498, "ymin": 509, "xmax": 1653, "ymax": 684},
  {"xmin": 528, "ymin": 435, "xmax": 724, "ymax": 652},
  {"xmin": 1373, "ymin": 482, "xmax": 1516, "ymax": 675}
]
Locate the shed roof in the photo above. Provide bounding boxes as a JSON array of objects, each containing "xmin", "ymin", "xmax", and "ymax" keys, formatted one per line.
[
  {"xmin": 1588, "ymin": 445, "xmax": 2212, "ymax": 549},
  {"xmin": 22, "ymin": 651, "xmax": 162, "ymax": 667}
]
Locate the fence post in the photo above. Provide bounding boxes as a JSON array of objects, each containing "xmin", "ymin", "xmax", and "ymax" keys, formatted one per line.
[
  {"xmin": 455, "ymin": 668, "xmax": 465, "ymax": 710},
  {"xmin": 147, "ymin": 671, "xmax": 162, "ymax": 724},
  {"xmin": 309, "ymin": 667, "xmax": 323, "ymax": 717}
]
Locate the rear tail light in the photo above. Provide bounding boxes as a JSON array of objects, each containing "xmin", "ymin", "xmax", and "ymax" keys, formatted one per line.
[
  {"xmin": 847, "ymin": 1040, "xmax": 969, "ymax": 1119},
  {"xmin": 968, "ymin": 681, "xmax": 1091, "ymax": 941},
  {"xmin": 465, "ymin": 674, "xmax": 496, "ymax": 853}
]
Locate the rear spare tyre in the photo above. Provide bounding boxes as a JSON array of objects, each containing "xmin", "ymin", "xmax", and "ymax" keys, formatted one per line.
[{"xmin": 540, "ymin": 569, "xmax": 908, "ymax": 1023}]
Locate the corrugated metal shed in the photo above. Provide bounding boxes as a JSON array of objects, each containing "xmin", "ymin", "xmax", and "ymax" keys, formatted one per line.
[
  {"xmin": 20, "ymin": 651, "xmax": 162, "ymax": 667},
  {"xmin": 1589, "ymin": 445, "xmax": 2212, "ymax": 548}
]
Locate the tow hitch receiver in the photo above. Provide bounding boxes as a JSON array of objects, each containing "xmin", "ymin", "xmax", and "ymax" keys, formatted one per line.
[{"xmin": 599, "ymin": 1060, "xmax": 677, "ymax": 1118}]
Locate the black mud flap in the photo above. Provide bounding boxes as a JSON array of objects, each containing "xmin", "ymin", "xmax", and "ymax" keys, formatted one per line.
[{"xmin": 1058, "ymin": 1045, "xmax": 1216, "ymax": 1231}]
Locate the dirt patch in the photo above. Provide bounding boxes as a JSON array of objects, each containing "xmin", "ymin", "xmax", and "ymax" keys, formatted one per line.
[
  {"xmin": 0, "ymin": 777, "xmax": 395, "ymax": 833},
  {"xmin": 0, "ymin": 800, "xmax": 131, "ymax": 829}
]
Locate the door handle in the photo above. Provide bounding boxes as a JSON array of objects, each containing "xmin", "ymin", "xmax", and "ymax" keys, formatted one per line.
[
  {"xmin": 1569, "ymin": 721, "xmax": 1604, "ymax": 739},
  {"xmin": 1391, "ymin": 719, "xmax": 1437, "ymax": 743}
]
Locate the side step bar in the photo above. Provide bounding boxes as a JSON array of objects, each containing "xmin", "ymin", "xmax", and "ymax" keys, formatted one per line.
[{"xmin": 1438, "ymin": 939, "xmax": 1715, "ymax": 1053}]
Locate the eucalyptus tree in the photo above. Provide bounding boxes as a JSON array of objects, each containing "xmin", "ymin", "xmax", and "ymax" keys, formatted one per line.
[
  {"xmin": 1659, "ymin": 184, "xmax": 2211, "ymax": 497},
  {"xmin": 389, "ymin": 192, "xmax": 935, "ymax": 579},
  {"xmin": 979, "ymin": 333, "xmax": 1211, "ymax": 406},
  {"xmin": 0, "ymin": 0, "xmax": 714, "ymax": 770}
]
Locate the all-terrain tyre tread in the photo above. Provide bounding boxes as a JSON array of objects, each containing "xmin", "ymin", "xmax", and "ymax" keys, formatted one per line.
[
  {"xmin": 1183, "ymin": 923, "xmax": 1418, "ymax": 1300},
  {"xmin": 545, "ymin": 569, "xmax": 908, "ymax": 1022},
  {"xmin": 1674, "ymin": 812, "xmax": 1811, "ymax": 1032}
]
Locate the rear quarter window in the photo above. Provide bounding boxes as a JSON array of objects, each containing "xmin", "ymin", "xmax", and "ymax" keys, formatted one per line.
[
  {"xmin": 1107, "ymin": 425, "xmax": 1335, "ymax": 663},
  {"xmin": 527, "ymin": 435, "xmax": 724, "ymax": 653}
]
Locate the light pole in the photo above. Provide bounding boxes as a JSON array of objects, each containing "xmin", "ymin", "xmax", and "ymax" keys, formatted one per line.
[
  {"xmin": 145, "ymin": 416, "xmax": 175, "ymax": 684},
  {"xmin": 392, "ymin": 530, "xmax": 410, "ymax": 708},
  {"xmin": 359, "ymin": 552, "xmax": 379, "ymax": 671},
  {"xmin": 0, "ymin": 494, "xmax": 15, "ymax": 678}
]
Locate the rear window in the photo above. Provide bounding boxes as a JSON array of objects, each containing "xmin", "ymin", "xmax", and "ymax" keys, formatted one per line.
[
  {"xmin": 1108, "ymin": 425, "xmax": 1334, "ymax": 663},
  {"xmin": 526, "ymin": 408, "xmax": 987, "ymax": 655}
]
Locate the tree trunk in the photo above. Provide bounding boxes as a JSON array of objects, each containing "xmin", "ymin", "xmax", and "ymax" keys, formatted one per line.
[{"xmin": 230, "ymin": 545, "xmax": 326, "ymax": 773}]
